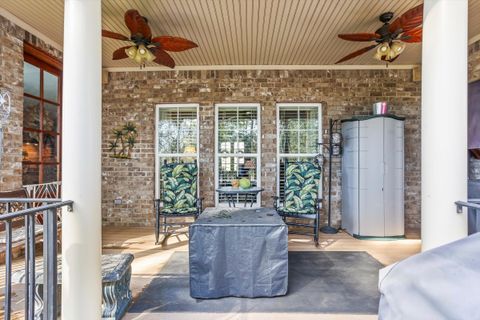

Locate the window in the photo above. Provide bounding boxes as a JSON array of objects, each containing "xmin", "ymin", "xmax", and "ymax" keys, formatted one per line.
[
  {"xmin": 22, "ymin": 45, "xmax": 62, "ymax": 185},
  {"xmin": 215, "ymin": 103, "xmax": 261, "ymax": 206},
  {"xmin": 155, "ymin": 104, "xmax": 199, "ymax": 197},
  {"xmin": 277, "ymin": 103, "xmax": 322, "ymax": 197}
]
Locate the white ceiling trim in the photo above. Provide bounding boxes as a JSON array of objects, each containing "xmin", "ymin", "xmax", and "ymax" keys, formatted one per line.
[
  {"xmin": 104, "ymin": 64, "xmax": 418, "ymax": 73},
  {"xmin": 0, "ymin": 7, "xmax": 62, "ymax": 51}
]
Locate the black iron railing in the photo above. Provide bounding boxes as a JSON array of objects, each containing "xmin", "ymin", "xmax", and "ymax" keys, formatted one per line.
[
  {"xmin": 455, "ymin": 200, "xmax": 480, "ymax": 235},
  {"xmin": 0, "ymin": 198, "xmax": 73, "ymax": 320}
]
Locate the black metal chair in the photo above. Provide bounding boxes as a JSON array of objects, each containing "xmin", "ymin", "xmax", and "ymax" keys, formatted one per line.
[
  {"xmin": 154, "ymin": 161, "xmax": 203, "ymax": 245},
  {"xmin": 273, "ymin": 160, "xmax": 322, "ymax": 246}
]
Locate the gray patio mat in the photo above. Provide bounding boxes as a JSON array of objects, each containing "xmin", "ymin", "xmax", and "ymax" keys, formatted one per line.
[{"xmin": 128, "ymin": 251, "xmax": 382, "ymax": 314}]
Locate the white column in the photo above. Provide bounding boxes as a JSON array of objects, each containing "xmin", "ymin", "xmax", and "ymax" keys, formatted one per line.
[
  {"xmin": 421, "ymin": 0, "xmax": 468, "ymax": 251},
  {"xmin": 62, "ymin": 0, "xmax": 102, "ymax": 319}
]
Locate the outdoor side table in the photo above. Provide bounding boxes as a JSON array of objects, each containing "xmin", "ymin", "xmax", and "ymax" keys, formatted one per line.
[
  {"xmin": 215, "ymin": 187, "xmax": 264, "ymax": 207},
  {"xmin": 189, "ymin": 207, "xmax": 288, "ymax": 298}
]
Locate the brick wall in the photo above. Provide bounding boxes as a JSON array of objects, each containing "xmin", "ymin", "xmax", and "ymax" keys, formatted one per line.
[
  {"xmin": 0, "ymin": 14, "xmax": 61, "ymax": 191},
  {"xmin": 102, "ymin": 69, "xmax": 422, "ymax": 237}
]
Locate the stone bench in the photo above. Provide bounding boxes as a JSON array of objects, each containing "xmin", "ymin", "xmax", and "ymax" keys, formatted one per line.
[{"xmin": 12, "ymin": 253, "xmax": 134, "ymax": 320}]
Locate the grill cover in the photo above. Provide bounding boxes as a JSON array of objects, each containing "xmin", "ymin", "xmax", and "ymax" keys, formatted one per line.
[
  {"xmin": 189, "ymin": 207, "xmax": 288, "ymax": 298},
  {"xmin": 378, "ymin": 233, "xmax": 480, "ymax": 319}
]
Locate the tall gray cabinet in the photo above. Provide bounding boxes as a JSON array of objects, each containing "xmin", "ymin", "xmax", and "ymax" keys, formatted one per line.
[{"xmin": 341, "ymin": 115, "xmax": 405, "ymax": 237}]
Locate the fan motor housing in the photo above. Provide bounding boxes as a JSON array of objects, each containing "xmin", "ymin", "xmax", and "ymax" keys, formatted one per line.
[{"xmin": 379, "ymin": 12, "xmax": 394, "ymax": 23}]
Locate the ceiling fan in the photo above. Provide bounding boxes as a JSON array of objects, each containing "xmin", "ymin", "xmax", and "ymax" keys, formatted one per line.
[
  {"xmin": 102, "ymin": 9, "xmax": 198, "ymax": 68},
  {"xmin": 335, "ymin": 3, "xmax": 423, "ymax": 64}
]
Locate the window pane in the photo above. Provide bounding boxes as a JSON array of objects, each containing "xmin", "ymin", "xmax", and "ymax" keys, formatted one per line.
[
  {"xmin": 158, "ymin": 108, "xmax": 179, "ymax": 153},
  {"xmin": 218, "ymin": 156, "xmax": 258, "ymax": 203},
  {"xmin": 43, "ymin": 165, "xmax": 58, "ymax": 183},
  {"xmin": 23, "ymin": 164, "xmax": 40, "ymax": 185},
  {"xmin": 23, "ymin": 97, "xmax": 41, "ymax": 129},
  {"xmin": 238, "ymin": 129, "xmax": 257, "ymax": 153},
  {"xmin": 279, "ymin": 109, "xmax": 299, "ymax": 130},
  {"xmin": 218, "ymin": 108, "xmax": 237, "ymax": 131},
  {"xmin": 218, "ymin": 130, "xmax": 237, "ymax": 153},
  {"xmin": 178, "ymin": 110, "xmax": 197, "ymax": 153},
  {"xmin": 158, "ymin": 107, "xmax": 197, "ymax": 154},
  {"xmin": 42, "ymin": 133, "xmax": 58, "ymax": 162},
  {"xmin": 159, "ymin": 156, "xmax": 196, "ymax": 166},
  {"xmin": 280, "ymin": 131, "xmax": 298, "ymax": 154},
  {"xmin": 299, "ymin": 108, "xmax": 319, "ymax": 130},
  {"xmin": 238, "ymin": 108, "xmax": 257, "ymax": 131},
  {"xmin": 23, "ymin": 131, "xmax": 40, "ymax": 162},
  {"xmin": 44, "ymin": 103, "xmax": 58, "ymax": 132},
  {"xmin": 43, "ymin": 71, "xmax": 59, "ymax": 102},
  {"xmin": 299, "ymin": 130, "xmax": 319, "ymax": 153},
  {"xmin": 24, "ymin": 62, "xmax": 40, "ymax": 97}
]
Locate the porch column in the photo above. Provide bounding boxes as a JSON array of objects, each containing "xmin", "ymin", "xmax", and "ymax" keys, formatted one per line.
[
  {"xmin": 421, "ymin": 0, "xmax": 468, "ymax": 251},
  {"xmin": 62, "ymin": 0, "xmax": 102, "ymax": 318}
]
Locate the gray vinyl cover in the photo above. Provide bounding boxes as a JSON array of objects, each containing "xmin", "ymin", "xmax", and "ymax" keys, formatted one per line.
[
  {"xmin": 378, "ymin": 233, "xmax": 480, "ymax": 320},
  {"xmin": 189, "ymin": 208, "xmax": 288, "ymax": 299}
]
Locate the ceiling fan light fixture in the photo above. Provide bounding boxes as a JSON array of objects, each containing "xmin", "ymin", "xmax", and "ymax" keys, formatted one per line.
[
  {"xmin": 390, "ymin": 41, "xmax": 406, "ymax": 55},
  {"xmin": 144, "ymin": 48, "xmax": 155, "ymax": 63},
  {"xmin": 374, "ymin": 42, "xmax": 390, "ymax": 61},
  {"xmin": 125, "ymin": 46, "xmax": 137, "ymax": 59},
  {"xmin": 138, "ymin": 44, "xmax": 147, "ymax": 55},
  {"xmin": 373, "ymin": 51, "xmax": 383, "ymax": 61},
  {"xmin": 378, "ymin": 42, "xmax": 390, "ymax": 53}
]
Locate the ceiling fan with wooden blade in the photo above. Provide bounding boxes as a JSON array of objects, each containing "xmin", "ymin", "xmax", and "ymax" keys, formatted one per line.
[
  {"xmin": 102, "ymin": 9, "xmax": 198, "ymax": 68},
  {"xmin": 335, "ymin": 3, "xmax": 423, "ymax": 64}
]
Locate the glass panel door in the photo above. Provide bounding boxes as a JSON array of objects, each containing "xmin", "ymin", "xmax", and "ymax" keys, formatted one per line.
[{"xmin": 22, "ymin": 57, "xmax": 62, "ymax": 185}]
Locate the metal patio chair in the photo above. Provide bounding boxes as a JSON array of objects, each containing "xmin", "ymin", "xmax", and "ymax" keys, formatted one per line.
[
  {"xmin": 273, "ymin": 160, "xmax": 322, "ymax": 246},
  {"xmin": 154, "ymin": 161, "xmax": 202, "ymax": 245}
]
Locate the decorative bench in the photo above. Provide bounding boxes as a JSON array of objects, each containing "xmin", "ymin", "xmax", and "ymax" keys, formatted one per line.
[{"xmin": 12, "ymin": 253, "xmax": 134, "ymax": 320}]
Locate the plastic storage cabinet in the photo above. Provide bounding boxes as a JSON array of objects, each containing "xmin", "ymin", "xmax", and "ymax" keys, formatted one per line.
[{"xmin": 341, "ymin": 115, "xmax": 405, "ymax": 238}]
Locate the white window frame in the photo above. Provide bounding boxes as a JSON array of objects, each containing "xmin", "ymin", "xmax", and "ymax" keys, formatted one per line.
[
  {"xmin": 276, "ymin": 103, "xmax": 323, "ymax": 197},
  {"xmin": 215, "ymin": 103, "xmax": 262, "ymax": 207},
  {"xmin": 155, "ymin": 103, "xmax": 200, "ymax": 198}
]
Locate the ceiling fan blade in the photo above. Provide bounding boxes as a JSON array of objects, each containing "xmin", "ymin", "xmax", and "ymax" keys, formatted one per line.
[
  {"xmin": 338, "ymin": 33, "xmax": 380, "ymax": 42},
  {"xmin": 112, "ymin": 46, "xmax": 130, "ymax": 60},
  {"xmin": 151, "ymin": 36, "xmax": 198, "ymax": 52},
  {"xmin": 124, "ymin": 9, "xmax": 152, "ymax": 40},
  {"xmin": 335, "ymin": 44, "xmax": 378, "ymax": 64},
  {"xmin": 389, "ymin": 4, "xmax": 424, "ymax": 34},
  {"xmin": 151, "ymin": 48, "xmax": 175, "ymax": 68},
  {"xmin": 102, "ymin": 30, "xmax": 130, "ymax": 41},
  {"xmin": 401, "ymin": 27, "xmax": 422, "ymax": 43}
]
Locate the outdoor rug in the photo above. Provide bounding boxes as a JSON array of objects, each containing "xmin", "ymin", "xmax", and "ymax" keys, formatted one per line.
[{"xmin": 128, "ymin": 251, "xmax": 383, "ymax": 314}]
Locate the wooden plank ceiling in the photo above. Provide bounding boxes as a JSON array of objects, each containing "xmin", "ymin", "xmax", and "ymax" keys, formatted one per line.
[{"xmin": 1, "ymin": 0, "xmax": 480, "ymax": 68}]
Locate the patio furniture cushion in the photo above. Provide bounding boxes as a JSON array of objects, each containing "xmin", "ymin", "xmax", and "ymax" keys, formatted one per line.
[
  {"xmin": 161, "ymin": 207, "xmax": 197, "ymax": 215},
  {"xmin": 160, "ymin": 162, "xmax": 198, "ymax": 214},
  {"xmin": 277, "ymin": 161, "xmax": 321, "ymax": 215}
]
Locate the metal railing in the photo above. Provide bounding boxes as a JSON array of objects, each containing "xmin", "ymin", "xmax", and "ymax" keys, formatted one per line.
[
  {"xmin": 455, "ymin": 199, "xmax": 480, "ymax": 235},
  {"xmin": 23, "ymin": 182, "xmax": 61, "ymax": 199},
  {"xmin": 0, "ymin": 198, "xmax": 73, "ymax": 320}
]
